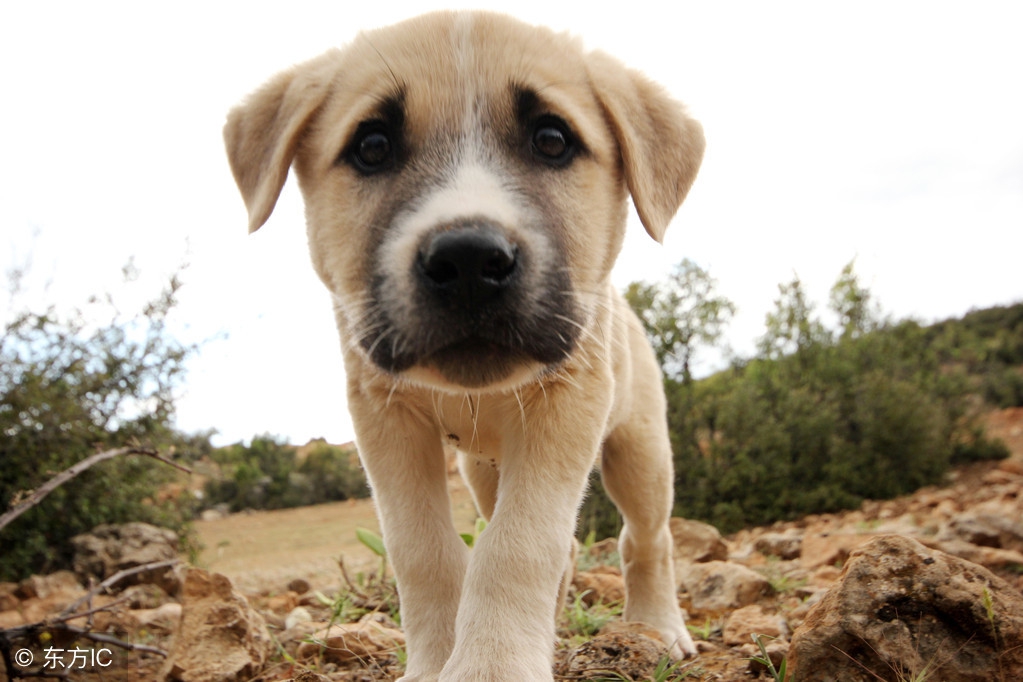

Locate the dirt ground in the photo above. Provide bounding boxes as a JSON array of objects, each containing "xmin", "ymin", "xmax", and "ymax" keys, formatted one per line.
[
  {"xmin": 194, "ymin": 474, "xmax": 481, "ymax": 593},
  {"xmin": 198, "ymin": 407, "xmax": 1023, "ymax": 595}
]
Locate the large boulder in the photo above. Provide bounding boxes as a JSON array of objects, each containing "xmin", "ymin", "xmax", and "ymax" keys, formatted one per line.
[
  {"xmin": 788, "ymin": 534, "xmax": 1023, "ymax": 682},
  {"xmin": 71, "ymin": 522, "xmax": 178, "ymax": 588},
  {"xmin": 159, "ymin": 568, "xmax": 273, "ymax": 682}
]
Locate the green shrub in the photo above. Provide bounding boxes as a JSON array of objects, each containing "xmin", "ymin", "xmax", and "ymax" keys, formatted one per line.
[
  {"xmin": 0, "ymin": 266, "xmax": 201, "ymax": 581},
  {"xmin": 577, "ymin": 261, "xmax": 1017, "ymax": 540},
  {"xmin": 203, "ymin": 437, "xmax": 369, "ymax": 512}
]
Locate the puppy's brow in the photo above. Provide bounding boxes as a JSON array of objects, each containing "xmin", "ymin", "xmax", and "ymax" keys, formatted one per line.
[
  {"xmin": 374, "ymin": 92, "xmax": 406, "ymax": 127},
  {"xmin": 513, "ymin": 85, "xmax": 541, "ymax": 121}
]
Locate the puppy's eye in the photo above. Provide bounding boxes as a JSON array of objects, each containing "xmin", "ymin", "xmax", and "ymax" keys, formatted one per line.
[
  {"xmin": 531, "ymin": 117, "xmax": 576, "ymax": 166},
  {"xmin": 347, "ymin": 124, "xmax": 394, "ymax": 173}
]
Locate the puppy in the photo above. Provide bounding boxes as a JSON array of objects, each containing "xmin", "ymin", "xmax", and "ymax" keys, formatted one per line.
[{"xmin": 225, "ymin": 11, "xmax": 704, "ymax": 681}]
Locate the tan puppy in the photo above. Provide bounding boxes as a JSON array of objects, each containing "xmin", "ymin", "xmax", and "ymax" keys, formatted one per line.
[{"xmin": 225, "ymin": 11, "xmax": 704, "ymax": 681}]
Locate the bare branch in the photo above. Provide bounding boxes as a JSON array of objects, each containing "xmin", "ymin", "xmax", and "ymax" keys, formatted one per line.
[
  {"xmin": 56, "ymin": 595, "xmax": 132, "ymax": 625},
  {"xmin": 0, "ymin": 447, "xmax": 191, "ymax": 533},
  {"xmin": 59, "ymin": 623, "xmax": 168, "ymax": 657},
  {"xmin": 60, "ymin": 558, "xmax": 180, "ymax": 618}
]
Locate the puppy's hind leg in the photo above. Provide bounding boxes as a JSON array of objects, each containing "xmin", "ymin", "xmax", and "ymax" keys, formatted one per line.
[{"xmin": 601, "ymin": 418, "xmax": 697, "ymax": 658}]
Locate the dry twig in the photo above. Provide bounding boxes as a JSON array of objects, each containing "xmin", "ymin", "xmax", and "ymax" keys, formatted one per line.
[{"xmin": 0, "ymin": 446, "xmax": 190, "ymax": 533}]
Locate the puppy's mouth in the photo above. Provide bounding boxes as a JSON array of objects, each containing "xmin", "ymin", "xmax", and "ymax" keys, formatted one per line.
[
  {"xmin": 425, "ymin": 338, "xmax": 536, "ymax": 388},
  {"xmin": 362, "ymin": 223, "xmax": 580, "ymax": 389},
  {"xmin": 365, "ymin": 324, "xmax": 575, "ymax": 389}
]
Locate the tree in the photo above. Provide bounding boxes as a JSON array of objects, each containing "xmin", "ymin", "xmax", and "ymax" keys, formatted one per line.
[
  {"xmin": 625, "ymin": 259, "xmax": 735, "ymax": 385},
  {"xmin": 580, "ymin": 260, "xmax": 735, "ymax": 541},
  {"xmin": 0, "ymin": 263, "xmax": 200, "ymax": 580},
  {"xmin": 757, "ymin": 274, "xmax": 828, "ymax": 361},
  {"xmin": 829, "ymin": 260, "xmax": 882, "ymax": 341}
]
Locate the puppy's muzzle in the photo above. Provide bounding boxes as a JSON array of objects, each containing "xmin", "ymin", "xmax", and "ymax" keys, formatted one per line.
[{"xmin": 418, "ymin": 224, "xmax": 519, "ymax": 312}]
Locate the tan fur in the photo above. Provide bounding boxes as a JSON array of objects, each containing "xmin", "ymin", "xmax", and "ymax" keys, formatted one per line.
[{"xmin": 225, "ymin": 11, "xmax": 704, "ymax": 681}]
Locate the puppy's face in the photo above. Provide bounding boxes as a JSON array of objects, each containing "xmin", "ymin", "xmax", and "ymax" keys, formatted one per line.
[{"xmin": 225, "ymin": 12, "xmax": 704, "ymax": 392}]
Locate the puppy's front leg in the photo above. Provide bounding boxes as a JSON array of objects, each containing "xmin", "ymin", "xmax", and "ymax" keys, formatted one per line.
[
  {"xmin": 349, "ymin": 392, "xmax": 469, "ymax": 682},
  {"xmin": 440, "ymin": 379, "xmax": 613, "ymax": 682}
]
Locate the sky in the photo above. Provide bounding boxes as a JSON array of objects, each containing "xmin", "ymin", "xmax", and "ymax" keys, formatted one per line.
[{"xmin": 2, "ymin": 1, "xmax": 1022, "ymax": 447}]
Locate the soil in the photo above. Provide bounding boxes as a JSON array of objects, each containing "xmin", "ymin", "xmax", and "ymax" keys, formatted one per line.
[
  {"xmin": 4, "ymin": 409, "xmax": 1020, "ymax": 681},
  {"xmin": 194, "ymin": 474, "xmax": 481, "ymax": 594}
]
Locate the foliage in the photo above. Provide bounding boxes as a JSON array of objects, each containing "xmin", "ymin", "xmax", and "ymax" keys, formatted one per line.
[
  {"xmin": 926, "ymin": 303, "xmax": 1023, "ymax": 408},
  {"xmin": 202, "ymin": 437, "xmax": 369, "ymax": 512},
  {"xmin": 579, "ymin": 259, "xmax": 1014, "ymax": 541},
  {"xmin": 0, "ymin": 265, "xmax": 202, "ymax": 581},
  {"xmin": 624, "ymin": 258, "xmax": 735, "ymax": 384},
  {"xmin": 672, "ymin": 266, "xmax": 1007, "ymax": 532},
  {"xmin": 560, "ymin": 590, "xmax": 622, "ymax": 640},
  {"xmin": 750, "ymin": 633, "xmax": 787, "ymax": 682}
]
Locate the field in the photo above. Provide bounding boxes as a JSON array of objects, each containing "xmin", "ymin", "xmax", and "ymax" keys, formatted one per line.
[{"xmin": 194, "ymin": 473, "xmax": 481, "ymax": 593}]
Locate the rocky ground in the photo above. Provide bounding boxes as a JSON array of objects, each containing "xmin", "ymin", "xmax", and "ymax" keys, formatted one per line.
[{"xmin": 2, "ymin": 408, "xmax": 1022, "ymax": 681}]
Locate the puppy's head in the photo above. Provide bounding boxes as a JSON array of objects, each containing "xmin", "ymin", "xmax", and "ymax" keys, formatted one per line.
[{"xmin": 225, "ymin": 11, "xmax": 704, "ymax": 392}]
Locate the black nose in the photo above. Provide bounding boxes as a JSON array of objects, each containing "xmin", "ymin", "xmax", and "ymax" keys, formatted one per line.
[{"xmin": 418, "ymin": 225, "xmax": 518, "ymax": 309}]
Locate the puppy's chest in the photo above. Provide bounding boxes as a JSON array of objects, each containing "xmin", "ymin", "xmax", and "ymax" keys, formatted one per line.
[{"xmin": 431, "ymin": 393, "xmax": 522, "ymax": 462}]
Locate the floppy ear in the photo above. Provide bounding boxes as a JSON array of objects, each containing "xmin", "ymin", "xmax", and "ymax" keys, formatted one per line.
[
  {"xmin": 223, "ymin": 61, "xmax": 332, "ymax": 233},
  {"xmin": 587, "ymin": 52, "xmax": 705, "ymax": 243}
]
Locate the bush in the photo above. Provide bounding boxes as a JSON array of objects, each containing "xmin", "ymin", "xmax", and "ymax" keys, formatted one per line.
[
  {"xmin": 578, "ymin": 261, "xmax": 1015, "ymax": 540},
  {"xmin": 203, "ymin": 437, "xmax": 369, "ymax": 512},
  {"xmin": 0, "ymin": 266, "xmax": 202, "ymax": 581}
]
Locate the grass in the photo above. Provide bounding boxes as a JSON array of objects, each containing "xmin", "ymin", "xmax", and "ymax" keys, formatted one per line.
[
  {"xmin": 750, "ymin": 633, "xmax": 787, "ymax": 682},
  {"xmin": 685, "ymin": 618, "xmax": 718, "ymax": 641},
  {"xmin": 562, "ymin": 590, "xmax": 623, "ymax": 640},
  {"xmin": 582, "ymin": 654, "xmax": 700, "ymax": 681}
]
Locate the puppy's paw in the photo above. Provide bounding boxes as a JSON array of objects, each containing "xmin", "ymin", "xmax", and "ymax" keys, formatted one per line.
[
  {"xmin": 664, "ymin": 623, "xmax": 698, "ymax": 659},
  {"xmin": 440, "ymin": 652, "xmax": 554, "ymax": 682}
]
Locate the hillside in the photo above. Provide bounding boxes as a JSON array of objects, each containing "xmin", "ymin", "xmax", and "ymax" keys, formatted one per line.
[{"xmin": 179, "ymin": 406, "xmax": 1022, "ymax": 680}]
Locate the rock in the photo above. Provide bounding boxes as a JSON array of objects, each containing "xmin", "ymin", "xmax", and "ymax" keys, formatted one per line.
[
  {"xmin": 13, "ymin": 571, "xmax": 86, "ymax": 623},
  {"xmin": 159, "ymin": 568, "xmax": 272, "ymax": 682},
  {"xmin": 199, "ymin": 505, "xmax": 230, "ymax": 521},
  {"xmin": 71, "ymin": 522, "xmax": 179, "ymax": 588},
  {"xmin": 670, "ymin": 518, "xmax": 728, "ymax": 563},
  {"xmin": 295, "ymin": 621, "xmax": 405, "ymax": 664},
  {"xmin": 284, "ymin": 606, "xmax": 312, "ymax": 631},
  {"xmin": 948, "ymin": 513, "xmax": 1023, "ymax": 553},
  {"xmin": 722, "ymin": 604, "xmax": 785, "ymax": 646},
  {"xmin": 787, "ymin": 534, "xmax": 1023, "ymax": 682},
  {"xmin": 0, "ymin": 582, "xmax": 18, "ymax": 611},
  {"xmin": 678, "ymin": 561, "xmax": 772, "ymax": 612},
  {"xmin": 265, "ymin": 590, "xmax": 299, "ymax": 614},
  {"xmin": 573, "ymin": 565, "xmax": 625, "ymax": 606},
  {"xmin": 922, "ymin": 538, "xmax": 1023, "ymax": 570},
  {"xmin": 287, "ymin": 577, "xmax": 311, "ymax": 594},
  {"xmin": 286, "ymin": 672, "xmax": 331, "ymax": 682},
  {"xmin": 754, "ymin": 531, "xmax": 803, "ymax": 560},
  {"xmin": 799, "ymin": 530, "xmax": 877, "ymax": 570},
  {"xmin": 558, "ymin": 630, "xmax": 669, "ymax": 680},
  {"xmin": 599, "ymin": 620, "xmax": 669, "ymax": 644},
  {"xmin": 358, "ymin": 609, "xmax": 401, "ymax": 630},
  {"xmin": 131, "ymin": 602, "xmax": 183, "ymax": 632},
  {"xmin": 122, "ymin": 583, "xmax": 172, "ymax": 609},
  {"xmin": 16, "ymin": 571, "xmax": 82, "ymax": 600},
  {"xmin": 947, "ymin": 514, "xmax": 1003, "ymax": 547}
]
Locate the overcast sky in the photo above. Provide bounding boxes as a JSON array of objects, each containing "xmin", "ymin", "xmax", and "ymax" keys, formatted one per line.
[{"xmin": 2, "ymin": 1, "xmax": 1021, "ymax": 446}]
